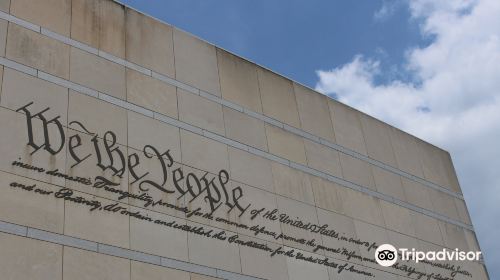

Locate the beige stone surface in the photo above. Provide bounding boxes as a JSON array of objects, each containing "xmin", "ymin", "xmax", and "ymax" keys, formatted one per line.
[
  {"xmin": 303, "ymin": 139, "xmax": 342, "ymax": 178},
  {"xmin": 389, "ymin": 127, "xmax": 424, "ymax": 178},
  {"xmin": 311, "ymin": 176, "xmax": 344, "ymax": 214},
  {"xmin": 0, "ymin": 19, "xmax": 7, "ymax": 56},
  {"xmin": 258, "ymin": 67, "xmax": 301, "ymax": 128},
  {"xmin": 68, "ymin": 92, "xmax": 128, "ymax": 144},
  {"xmin": 271, "ymin": 162, "xmax": 315, "ymax": 204},
  {"xmin": 338, "ymin": 187, "xmax": 385, "ymax": 226},
  {"xmin": 359, "ymin": 113, "xmax": 397, "ymax": 167},
  {"xmin": 64, "ymin": 190, "xmax": 130, "ymax": 248},
  {"xmin": 126, "ymin": 69, "xmax": 178, "ymax": 119},
  {"xmin": 217, "ymin": 49, "xmax": 262, "ymax": 113},
  {"xmin": 130, "ymin": 207, "xmax": 189, "ymax": 261},
  {"xmin": 372, "ymin": 166, "xmax": 406, "ymax": 201},
  {"xmin": 178, "ymin": 89, "xmax": 225, "ymax": 135},
  {"xmin": 294, "ymin": 83, "xmax": 335, "ymax": 142},
  {"xmin": 265, "ymin": 124, "xmax": 307, "ymax": 164},
  {"xmin": 1, "ymin": 68, "xmax": 68, "ymax": 124},
  {"xmin": 180, "ymin": 130, "xmax": 229, "ymax": 174},
  {"xmin": 401, "ymin": 177, "xmax": 435, "ymax": 211},
  {"xmin": 64, "ymin": 247, "xmax": 130, "ymax": 280},
  {"xmin": 223, "ymin": 107, "xmax": 268, "ymax": 151},
  {"xmin": 187, "ymin": 222, "xmax": 241, "ymax": 273},
  {"xmin": 6, "ymin": 23, "xmax": 70, "ymax": 79},
  {"xmin": 285, "ymin": 248, "xmax": 329, "ymax": 280},
  {"xmin": 339, "ymin": 153, "xmax": 376, "ymax": 190},
  {"xmin": 131, "ymin": 261, "xmax": 190, "ymax": 280},
  {"xmin": 442, "ymin": 152, "xmax": 462, "ymax": 193},
  {"xmin": 71, "ymin": 0, "xmax": 100, "ymax": 48},
  {"xmin": 174, "ymin": 29, "xmax": 221, "ymax": 95},
  {"xmin": 228, "ymin": 147, "xmax": 274, "ymax": 192},
  {"xmin": 418, "ymin": 140, "xmax": 455, "ymax": 190},
  {"xmin": 464, "ymin": 229, "xmax": 480, "ymax": 251},
  {"xmin": 239, "ymin": 236, "xmax": 288, "ymax": 280},
  {"xmin": 386, "ymin": 231, "xmax": 426, "ymax": 273},
  {"xmin": 0, "ymin": 0, "xmax": 9, "ymax": 12},
  {"xmin": 191, "ymin": 274, "xmax": 221, "ymax": 280},
  {"xmin": 410, "ymin": 212, "xmax": 444, "ymax": 245},
  {"xmin": 70, "ymin": 47, "xmax": 126, "ymax": 99},
  {"xmin": 428, "ymin": 188, "xmax": 460, "ymax": 221},
  {"xmin": 328, "ymin": 100, "xmax": 368, "ymax": 155},
  {"xmin": 126, "ymin": 8, "xmax": 174, "ymax": 77},
  {"xmin": 379, "ymin": 200, "xmax": 415, "ymax": 237},
  {"xmin": 317, "ymin": 208, "xmax": 360, "ymax": 259},
  {"xmin": 99, "ymin": 0, "xmax": 126, "ymax": 58},
  {"xmin": 127, "ymin": 111, "xmax": 181, "ymax": 160},
  {"xmin": 10, "ymin": 0, "xmax": 71, "ymax": 36},
  {"xmin": 0, "ymin": 233, "xmax": 62, "ymax": 280},
  {"xmin": 277, "ymin": 196, "xmax": 322, "ymax": 253},
  {"xmin": 0, "ymin": 108, "xmax": 67, "ymax": 186},
  {"xmin": 438, "ymin": 221, "xmax": 469, "ymax": 251},
  {"xmin": 353, "ymin": 220, "xmax": 389, "ymax": 261},
  {"xmin": 454, "ymin": 198, "xmax": 472, "ymax": 225},
  {"xmin": 0, "ymin": 171, "xmax": 65, "ymax": 233}
]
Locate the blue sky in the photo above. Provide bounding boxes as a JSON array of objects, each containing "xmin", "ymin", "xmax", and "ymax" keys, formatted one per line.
[{"xmin": 120, "ymin": 1, "xmax": 499, "ymax": 278}]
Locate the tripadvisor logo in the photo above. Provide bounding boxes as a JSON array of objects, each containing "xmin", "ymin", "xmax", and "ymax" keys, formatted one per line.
[{"xmin": 375, "ymin": 244, "xmax": 482, "ymax": 267}]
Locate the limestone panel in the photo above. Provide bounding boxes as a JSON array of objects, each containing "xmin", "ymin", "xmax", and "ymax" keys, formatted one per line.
[
  {"xmin": 386, "ymin": 230, "xmax": 426, "ymax": 273},
  {"xmin": 174, "ymin": 29, "xmax": 221, "ymax": 95},
  {"xmin": 191, "ymin": 274, "xmax": 221, "ymax": 280},
  {"xmin": 10, "ymin": 0, "xmax": 71, "ymax": 36},
  {"xmin": 130, "ymin": 207, "xmax": 189, "ymax": 261},
  {"xmin": 217, "ymin": 49, "xmax": 262, "ymax": 113},
  {"xmin": 178, "ymin": 89, "xmax": 225, "ymax": 135},
  {"xmin": 410, "ymin": 212, "xmax": 444, "ymax": 246},
  {"xmin": 359, "ymin": 113, "xmax": 397, "ymax": 167},
  {"xmin": 294, "ymin": 83, "xmax": 335, "ymax": 142},
  {"xmin": 180, "ymin": 130, "xmax": 229, "ymax": 175},
  {"xmin": 0, "ymin": 171, "xmax": 65, "ymax": 233},
  {"xmin": 126, "ymin": 8, "xmax": 174, "ymax": 77},
  {"xmin": 239, "ymin": 236, "xmax": 288, "ymax": 280},
  {"xmin": 464, "ymin": 229, "xmax": 480, "ymax": 251},
  {"xmin": 304, "ymin": 139, "xmax": 342, "ymax": 178},
  {"xmin": 70, "ymin": 47, "xmax": 126, "ymax": 99},
  {"xmin": 418, "ymin": 140, "xmax": 454, "ymax": 190},
  {"xmin": 223, "ymin": 107, "xmax": 268, "ymax": 151},
  {"xmin": 6, "ymin": 23, "xmax": 70, "ymax": 79},
  {"xmin": 339, "ymin": 153, "xmax": 376, "ymax": 190},
  {"xmin": 338, "ymin": 187, "xmax": 385, "ymax": 226},
  {"xmin": 428, "ymin": 188, "xmax": 460, "ymax": 221},
  {"xmin": 131, "ymin": 261, "xmax": 190, "ymax": 280},
  {"xmin": 68, "ymin": 92, "xmax": 128, "ymax": 145},
  {"xmin": 1, "ymin": 68, "xmax": 68, "ymax": 124},
  {"xmin": 71, "ymin": 0, "xmax": 100, "ymax": 48},
  {"xmin": 438, "ymin": 221, "xmax": 469, "ymax": 251},
  {"xmin": 126, "ymin": 69, "xmax": 178, "ymax": 119},
  {"xmin": 265, "ymin": 124, "xmax": 307, "ymax": 165},
  {"xmin": 63, "ymin": 247, "xmax": 130, "ymax": 280},
  {"xmin": 258, "ymin": 67, "xmax": 301, "ymax": 128},
  {"xmin": 0, "ymin": 0, "xmax": 9, "ymax": 12},
  {"xmin": 389, "ymin": 127, "xmax": 424, "ymax": 178},
  {"xmin": 353, "ymin": 220, "xmax": 389, "ymax": 261},
  {"xmin": 379, "ymin": 200, "xmax": 416, "ymax": 237},
  {"xmin": 99, "ymin": 0, "xmax": 126, "ymax": 58},
  {"xmin": 127, "ymin": 111, "xmax": 181, "ymax": 160},
  {"xmin": 328, "ymin": 100, "xmax": 367, "ymax": 155},
  {"xmin": 187, "ymin": 222, "xmax": 241, "ymax": 273},
  {"xmin": 64, "ymin": 189, "xmax": 130, "ymax": 248},
  {"xmin": 316, "ymin": 208, "xmax": 361, "ymax": 260},
  {"xmin": 454, "ymin": 198, "xmax": 472, "ymax": 225},
  {"xmin": 442, "ymin": 151, "xmax": 462, "ymax": 193},
  {"xmin": 401, "ymin": 177, "xmax": 435, "ymax": 211},
  {"xmin": 285, "ymin": 248, "xmax": 329, "ymax": 280},
  {"xmin": 372, "ymin": 166, "xmax": 406, "ymax": 201},
  {"xmin": 277, "ymin": 196, "xmax": 322, "ymax": 253},
  {"xmin": 228, "ymin": 147, "xmax": 274, "ymax": 192},
  {"xmin": 271, "ymin": 162, "xmax": 315, "ymax": 205},
  {"xmin": 0, "ymin": 108, "xmax": 67, "ymax": 186},
  {"xmin": 0, "ymin": 19, "xmax": 7, "ymax": 56},
  {"xmin": 0, "ymin": 233, "xmax": 62, "ymax": 280},
  {"xmin": 311, "ymin": 176, "xmax": 344, "ymax": 214}
]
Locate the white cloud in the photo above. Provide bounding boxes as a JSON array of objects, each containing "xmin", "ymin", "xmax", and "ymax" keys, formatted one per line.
[
  {"xmin": 316, "ymin": 0, "xmax": 500, "ymax": 277},
  {"xmin": 374, "ymin": 0, "xmax": 403, "ymax": 21}
]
